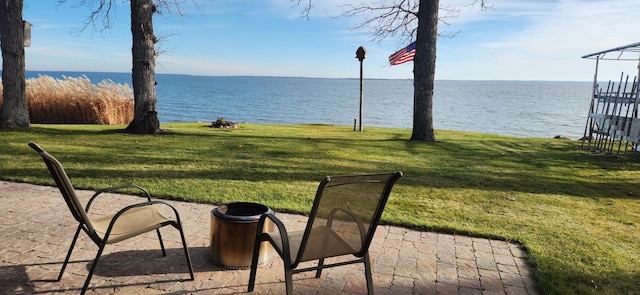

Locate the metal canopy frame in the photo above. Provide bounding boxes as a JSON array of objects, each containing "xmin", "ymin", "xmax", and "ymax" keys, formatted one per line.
[
  {"xmin": 582, "ymin": 41, "xmax": 640, "ymax": 61},
  {"xmin": 581, "ymin": 42, "xmax": 640, "ymax": 155},
  {"xmin": 582, "ymin": 41, "xmax": 640, "ymax": 86}
]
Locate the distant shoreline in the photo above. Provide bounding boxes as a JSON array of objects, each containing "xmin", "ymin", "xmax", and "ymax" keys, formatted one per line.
[{"xmin": 14, "ymin": 70, "xmax": 592, "ymax": 83}]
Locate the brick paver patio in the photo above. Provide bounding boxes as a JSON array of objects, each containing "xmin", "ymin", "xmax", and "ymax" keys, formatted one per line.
[{"xmin": 0, "ymin": 180, "xmax": 539, "ymax": 294}]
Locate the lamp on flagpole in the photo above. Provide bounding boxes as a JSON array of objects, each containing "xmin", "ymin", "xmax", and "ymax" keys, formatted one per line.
[{"xmin": 355, "ymin": 46, "xmax": 366, "ymax": 132}]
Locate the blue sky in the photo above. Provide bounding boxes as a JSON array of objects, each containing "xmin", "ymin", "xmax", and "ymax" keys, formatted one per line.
[{"xmin": 14, "ymin": 0, "xmax": 640, "ymax": 80}]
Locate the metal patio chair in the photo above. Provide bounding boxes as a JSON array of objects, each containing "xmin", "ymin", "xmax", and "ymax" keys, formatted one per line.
[
  {"xmin": 248, "ymin": 171, "xmax": 403, "ymax": 294},
  {"xmin": 28, "ymin": 142, "xmax": 194, "ymax": 295}
]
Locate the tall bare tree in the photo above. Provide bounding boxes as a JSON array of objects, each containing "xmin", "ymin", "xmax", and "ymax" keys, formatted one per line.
[
  {"xmin": 127, "ymin": 0, "xmax": 160, "ymax": 133},
  {"xmin": 0, "ymin": 0, "xmax": 30, "ymax": 128},
  {"xmin": 340, "ymin": 0, "xmax": 487, "ymax": 142},
  {"xmin": 412, "ymin": 0, "xmax": 438, "ymax": 141},
  {"xmin": 62, "ymin": 0, "xmax": 184, "ymax": 134}
]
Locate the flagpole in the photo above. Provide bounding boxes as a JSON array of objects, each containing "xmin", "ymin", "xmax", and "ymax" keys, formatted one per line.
[{"xmin": 356, "ymin": 46, "xmax": 367, "ymax": 132}]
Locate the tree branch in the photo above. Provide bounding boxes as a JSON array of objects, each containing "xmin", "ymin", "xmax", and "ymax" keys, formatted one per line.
[
  {"xmin": 339, "ymin": 0, "xmax": 490, "ymax": 43},
  {"xmin": 59, "ymin": 0, "xmax": 189, "ymax": 34},
  {"xmin": 292, "ymin": 0, "xmax": 313, "ymax": 20}
]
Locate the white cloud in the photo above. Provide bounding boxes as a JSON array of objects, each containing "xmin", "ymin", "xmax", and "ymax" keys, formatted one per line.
[
  {"xmin": 16, "ymin": 0, "xmax": 640, "ymax": 80},
  {"xmin": 436, "ymin": 0, "xmax": 640, "ymax": 80}
]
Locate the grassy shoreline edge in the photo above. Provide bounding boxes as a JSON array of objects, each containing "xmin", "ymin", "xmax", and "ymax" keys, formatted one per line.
[{"xmin": 1, "ymin": 122, "xmax": 639, "ymax": 294}]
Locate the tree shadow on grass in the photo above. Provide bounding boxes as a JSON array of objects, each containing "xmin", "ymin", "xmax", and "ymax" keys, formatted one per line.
[{"xmin": 6, "ymin": 125, "xmax": 640, "ymax": 200}]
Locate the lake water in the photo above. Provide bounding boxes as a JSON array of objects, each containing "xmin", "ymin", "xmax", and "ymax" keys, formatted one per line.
[{"xmin": 26, "ymin": 71, "xmax": 593, "ymax": 139}]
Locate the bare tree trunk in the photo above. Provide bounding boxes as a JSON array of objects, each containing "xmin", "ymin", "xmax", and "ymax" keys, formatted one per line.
[
  {"xmin": 126, "ymin": 0, "xmax": 160, "ymax": 134},
  {"xmin": 0, "ymin": 0, "xmax": 30, "ymax": 128},
  {"xmin": 410, "ymin": 0, "xmax": 438, "ymax": 142}
]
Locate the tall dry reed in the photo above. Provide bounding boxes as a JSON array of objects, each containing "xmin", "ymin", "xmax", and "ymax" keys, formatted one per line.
[{"xmin": 0, "ymin": 75, "xmax": 134, "ymax": 124}]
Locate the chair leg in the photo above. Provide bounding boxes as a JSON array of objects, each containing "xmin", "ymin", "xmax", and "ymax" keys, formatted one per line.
[
  {"xmin": 247, "ymin": 236, "xmax": 263, "ymax": 292},
  {"xmin": 315, "ymin": 258, "xmax": 325, "ymax": 278},
  {"xmin": 57, "ymin": 225, "xmax": 82, "ymax": 281},
  {"xmin": 363, "ymin": 253, "xmax": 374, "ymax": 295},
  {"xmin": 81, "ymin": 243, "xmax": 106, "ymax": 295},
  {"xmin": 284, "ymin": 264, "xmax": 294, "ymax": 295},
  {"xmin": 176, "ymin": 225, "xmax": 194, "ymax": 280},
  {"xmin": 155, "ymin": 228, "xmax": 167, "ymax": 257}
]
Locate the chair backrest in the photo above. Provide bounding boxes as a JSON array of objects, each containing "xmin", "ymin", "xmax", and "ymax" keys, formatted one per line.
[
  {"xmin": 28, "ymin": 142, "xmax": 96, "ymax": 234},
  {"xmin": 297, "ymin": 172, "xmax": 402, "ymax": 262}
]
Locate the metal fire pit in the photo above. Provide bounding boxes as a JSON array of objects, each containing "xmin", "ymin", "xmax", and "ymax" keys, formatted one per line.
[{"xmin": 209, "ymin": 202, "xmax": 275, "ymax": 269}]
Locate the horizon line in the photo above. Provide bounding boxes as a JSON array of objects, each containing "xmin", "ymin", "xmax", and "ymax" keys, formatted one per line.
[{"xmin": 15, "ymin": 69, "xmax": 593, "ymax": 83}]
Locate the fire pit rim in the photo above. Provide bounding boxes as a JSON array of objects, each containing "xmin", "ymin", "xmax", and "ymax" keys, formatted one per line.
[{"xmin": 212, "ymin": 201, "xmax": 273, "ymax": 223}]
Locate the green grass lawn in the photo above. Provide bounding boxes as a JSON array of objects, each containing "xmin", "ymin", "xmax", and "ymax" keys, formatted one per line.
[{"xmin": 1, "ymin": 122, "xmax": 639, "ymax": 294}]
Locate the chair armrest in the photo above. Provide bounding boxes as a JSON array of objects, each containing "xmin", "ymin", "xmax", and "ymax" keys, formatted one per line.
[
  {"xmin": 86, "ymin": 184, "xmax": 152, "ymax": 212},
  {"xmin": 257, "ymin": 212, "xmax": 292, "ymax": 264}
]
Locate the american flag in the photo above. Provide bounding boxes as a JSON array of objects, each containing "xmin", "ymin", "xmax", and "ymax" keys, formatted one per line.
[{"xmin": 388, "ymin": 42, "xmax": 416, "ymax": 66}]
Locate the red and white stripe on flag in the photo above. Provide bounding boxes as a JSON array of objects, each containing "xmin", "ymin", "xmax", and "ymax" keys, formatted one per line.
[{"xmin": 389, "ymin": 42, "xmax": 416, "ymax": 66}]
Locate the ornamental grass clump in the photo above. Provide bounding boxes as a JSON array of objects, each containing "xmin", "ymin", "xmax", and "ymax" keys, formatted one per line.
[{"xmin": 0, "ymin": 75, "xmax": 134, "ymax": 124}]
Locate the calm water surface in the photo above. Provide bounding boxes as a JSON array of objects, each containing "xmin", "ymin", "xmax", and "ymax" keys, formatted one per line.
[{"xmin": 27, "ymin": 71, "xmax": 592, "ymax": 139}]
